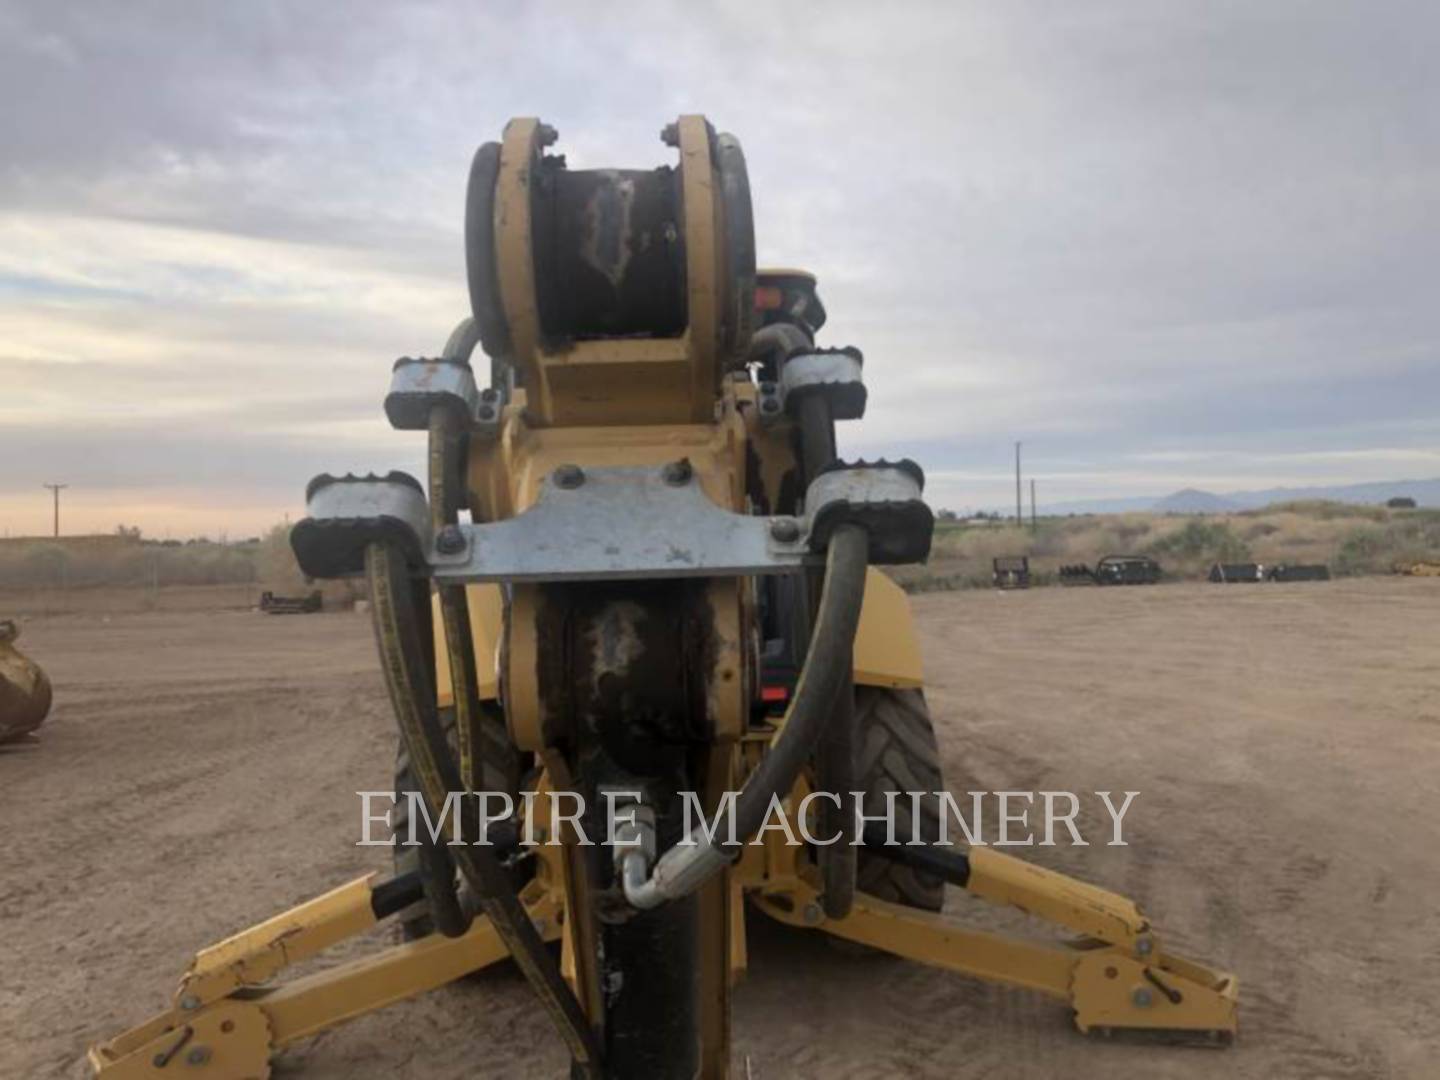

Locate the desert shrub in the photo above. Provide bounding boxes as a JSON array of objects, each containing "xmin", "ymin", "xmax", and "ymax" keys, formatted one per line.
[
  {"xmin": 256, "ymin": 523, "xmax": 308, "ymax": 590},
  {"xmin": 1146, "ymin": 520, "xmax": 1251, "ymax": 563},
  {"xmin": 1335, "ymin": 517, "xmax": 1440, "ymax": 575},
  {"xmin": 1335, "ymin": 527, "xmax": 1389, "ymax": 575},
  {"xmin": 1260, "ymin": 500, "xmax": 1386, "ymax": 522},
  {"xmin": 1111, "ymin": 519, "xmax": 1153, "ymax": 545}
]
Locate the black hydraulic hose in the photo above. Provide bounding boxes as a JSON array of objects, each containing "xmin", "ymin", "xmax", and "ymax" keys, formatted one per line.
[
  {"xmin": 429, "ymin": 404, "xmax": 485, "ymax": 794},
  {"xmin": 817, "ymin": 666, "xmax": 857, "ymax": 918},
  {"xmin": 745, "ymin": 322, "xmax": 811, "ymax": 373},
  {"xmin": 415, "ymin": 835, "xmax": 469, "ymax": 938},
  {"xmin": 367, "ymin": 542, "xmax": 603, "ymax": 1075},
  {"xmin": 371, "ymin": 871, "xmax": 426, "ymax": 920},
  {"xmin": 402, "ymin": 317, "xmax": 486, "ymax": 940},
  {"xmin": 796, "ymin": 394, "xmax": 837, "ymax": 488},
  {"xmin": 860, "ymin": 823, "xmax": 972, "ymax": 888},
  {"xmin": 623, "ymin": 524, "xmax": 869, "ymax": 910},
  {"xmin": 731, "ymin": 523, "xmax": 868, "ymax": 841},
  {"xmin": 794, "ymin": 392, "xmax": 857, "ymax": 918}
]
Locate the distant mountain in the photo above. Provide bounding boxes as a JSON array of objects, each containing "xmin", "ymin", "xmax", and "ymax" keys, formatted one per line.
[
  {"xmin": 1150, "ymin": 488, "xmax": 1242, "ymax": 513},
  {"xmin": 1034, "ymin": 477, "xmax": 1440, "ymax": 516}
]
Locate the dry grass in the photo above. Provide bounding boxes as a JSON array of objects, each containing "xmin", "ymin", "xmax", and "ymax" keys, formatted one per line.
[
  {"xmin": 0, "ymin": 524, "xmax": 359, "ymax": 613},
  {"xmin": 4, "ymin": 504, "xmax": 1436, "ymax": 603},
  {"xmin": 900, "ymin": 502, "xmax": 1440, "ymax": 591}
]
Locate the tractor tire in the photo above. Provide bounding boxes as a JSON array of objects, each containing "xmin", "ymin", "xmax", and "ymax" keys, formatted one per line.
[
  {"xmin": 392, "ymin": 703, "xmax": 524, "ymax": 939},
  {"xmin": 854, "ymin": 686, "xmax": 947, "ymax": 911}
]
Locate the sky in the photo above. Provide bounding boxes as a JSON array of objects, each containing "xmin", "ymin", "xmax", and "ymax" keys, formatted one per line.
[{"xmin": 1, "ymin": 1, "xmax": 1437, "ymax": 537}]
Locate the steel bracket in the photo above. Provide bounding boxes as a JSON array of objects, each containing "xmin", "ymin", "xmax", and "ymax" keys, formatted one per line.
[
  {"xmin": 804, "ymin": 459, "xmax": 933, "ymax": 564},
  {"xmin": 384, "ymin": 356, "xmax": 507, "ymax": 439},
  {"xmin": 292, "ymin": 460, "xmax": 934, "ymax": 582},
  {"xmin": 780, "ymin": 347, "xmax": 866, "ymax": 421},
  {"xmin": 290, "ymin": 472, "xmax": 432, "ymax": 579}
]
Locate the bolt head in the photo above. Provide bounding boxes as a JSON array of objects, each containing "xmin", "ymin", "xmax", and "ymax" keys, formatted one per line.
[
  {"xmin": 553, "ymin": 464, "xmax": 585, "ymax": 489},
  {"xmin": 179, "ymin": 993, "xmax": 200, "ymax": 1011},
  {"xmin": 186, "ymin": 1045, "xmax": 212, "ymax": 1066},
  {"xmin": 1132, "ymin": 986, "xmax": 1153, "ymax": 1008},
  {"xmin": 662, "ymin": 459, "xmax": 693, "ymax": 486},
  {"xmin": 770, "ymin": 518, "xmax": 801, "ymax": 543},
  {"xmin": 435, "ymin": 524, "xmax": 466, "ymax": 555},
  {"xmin": 802, "ymin": 903, "xmax": 824, "ymax": 926},
  {"xmin": 1135, "ymin": 936, "xmax": 1153, "ymax": 956}
]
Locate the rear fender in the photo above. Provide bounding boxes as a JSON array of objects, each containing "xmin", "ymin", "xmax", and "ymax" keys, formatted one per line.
[{"xmin": 854, "ymin": 568, "xmax": 923, "ymax": 689}]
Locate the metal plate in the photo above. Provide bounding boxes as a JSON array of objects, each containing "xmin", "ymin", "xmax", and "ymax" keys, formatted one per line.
[{"xmin": 431, "ymin": 467, "xmax": 818, "ymax": 583}]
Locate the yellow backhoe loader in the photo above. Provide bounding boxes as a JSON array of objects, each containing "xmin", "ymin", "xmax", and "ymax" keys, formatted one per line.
[{"xmin": 90, "ymin": 116, "xmax": 1237, "ymax": 1079}]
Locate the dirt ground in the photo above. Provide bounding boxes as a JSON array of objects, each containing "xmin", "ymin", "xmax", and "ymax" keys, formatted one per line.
[{"xmin": 4, "ymin": 577, "xmax": 1438, "ymax": 1079}]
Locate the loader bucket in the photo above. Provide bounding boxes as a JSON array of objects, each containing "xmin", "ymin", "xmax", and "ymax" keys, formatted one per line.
[{"xmin": 0, "ymin": 620, "xmax": 52, "ymax": 743}]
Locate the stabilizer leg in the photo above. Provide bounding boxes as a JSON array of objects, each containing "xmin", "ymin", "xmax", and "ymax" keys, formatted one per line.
[
  {"xmin": 88, "ymin": 874, "xmax": 564, "ymax": 1078},
  {"xmin": 747, "ymin": 826, "xmax": 1237, "ymax": 1041}
]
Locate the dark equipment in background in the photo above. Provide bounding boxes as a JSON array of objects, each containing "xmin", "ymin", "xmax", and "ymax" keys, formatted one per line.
[
  {"xmin": 1208, "ymin": 563, "xmax": 1331, "ymax": 584},
  {"xmin": 992, "ymin": 555, "xmax": 1031, "ymax": 589},
  {"xmin": 1093, "ymin": 554, "xmax": 1162, "ymax": 585},
  {"xmin": 1209, "ymin": 563, "xmax": 1263, "ymax": 583},
  {"xmin": 259, "ymin": 590, "xmax": 323, "ymax": 614},
  {"xmin": 1061, "ymin": 555, "xmax": 1162, "ymax": 586}
]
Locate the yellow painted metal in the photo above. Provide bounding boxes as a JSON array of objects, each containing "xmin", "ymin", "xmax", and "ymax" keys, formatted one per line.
[
  {"xmin": 503, "ymin": 583, "xmax": 548, "ymax": 752},
  {"xmin": 91, "ymin": 758, "xmax": 1236, "ymax": 1079},
  {"xmin": 738, "ymin": 779, "xmax": 1234, "ymax": 1037},
  {"xmin": 494, "ymin": 116, "xmax": 546, "ymax": 412},
  {"xmin": 676, "ymin": 114, "xmax": 723, "ymax": 421},
  {"xmin": 490, "ymin": 115, "xmax": 731, "ymax": 427},
  {"xmin": 537, "ymin": 338, "xmax": 707, "ymax": 428},
  {"xmin": 432, "ymin": 584, "xmax": 503, "ymax": 706},
  {"xmin": 484, "ymin": 391, "xmax": 754, "ymax": 754},
  {"xmin": 852, "ymin": 568, "xmax": 924, "ymax": 689},
  {"xmin": 178, "ymin": 875, "xmax": 382, "ymax": 1006},
  {"xmin": 1396, "ymin": 559, "xmax": 1440, "ymax": 576},
  {"xmin": 88, "ymin": 1000, "xmax": 273, "ymax": 1080},
  {"xmin": 89, "ymin": 883, "xmax": 564, "ymax": 1080},
  {"xmin": 468, "ymin": 395, "xmax": 750, "ymax": 523},
  {"xmin": 965, "ymin": 847, "xmax": 1149, "ymax": 954},
  {"xmin": 1070, "ymin": 949, "xmax": 1238, "ymax": 1036},
  {"xmin": 754, "ymin": 883, "xmax": 1237, "ymax": 1036},
  {"xmin": 93, "ymin": 105, "xmax": 1238, "ymax": 1075},
  {"xmin": 0, "ymin": 619, "xmax": 52, "ymax": 741},
  {"xmin": 265, "ymin": 882, "xmax": 563, "ymax": 1048}
]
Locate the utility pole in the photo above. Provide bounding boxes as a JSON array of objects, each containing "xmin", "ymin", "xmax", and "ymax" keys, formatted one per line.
[
  {"xmin": 1030, "ymin": 478, "xmax": 1037, "ymax": 532},
  {"xmin": 1014, "ymin": 442, "xmax": 1022, "ymax": 525},
  {"xmin": 42, "ymin": 483, "xmax": 68, "ymax": 538}
]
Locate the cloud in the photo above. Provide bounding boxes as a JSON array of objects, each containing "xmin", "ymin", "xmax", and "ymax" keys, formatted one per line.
[{"xmin": 1, "ymin": 0, "xmax": 1436, "ymax": 534}]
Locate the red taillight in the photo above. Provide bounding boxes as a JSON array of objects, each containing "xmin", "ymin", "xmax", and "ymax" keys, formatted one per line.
[
  {"xmin": 754, "ymin": 285, "xmax": 784, "ymax": 311},
  {"xmin": 760, "ymin": 685, "xmax": 788, "ymax": 703}
]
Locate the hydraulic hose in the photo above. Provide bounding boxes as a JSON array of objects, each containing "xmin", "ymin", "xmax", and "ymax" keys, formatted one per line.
[
  {"xmin": 622, "ymin": 523, "xmax": 869, "ymax": 909},
  {"xmin": 745, "ymin": 322, "xmax": 811, "ymax": 374},
  {"xmin": 367, "ymin": 541, "xmax": 602, "ymax": 1075},
  {"xmin": 794, "ymin": 392, "xmax": 857, "ymax": 919},
  {"xmin": 401, "ymin": 316, "xmax": 485, "ymax": 940}
]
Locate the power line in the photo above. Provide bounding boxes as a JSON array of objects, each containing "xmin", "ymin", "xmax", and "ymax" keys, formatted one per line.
[
  {"xmin": 42, "ymin": 483, "xmax": 68, "ymax": 538},
  {"xmin": 1014, "ymin": 441, "xmax": 1022, "ymax": 525}
]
